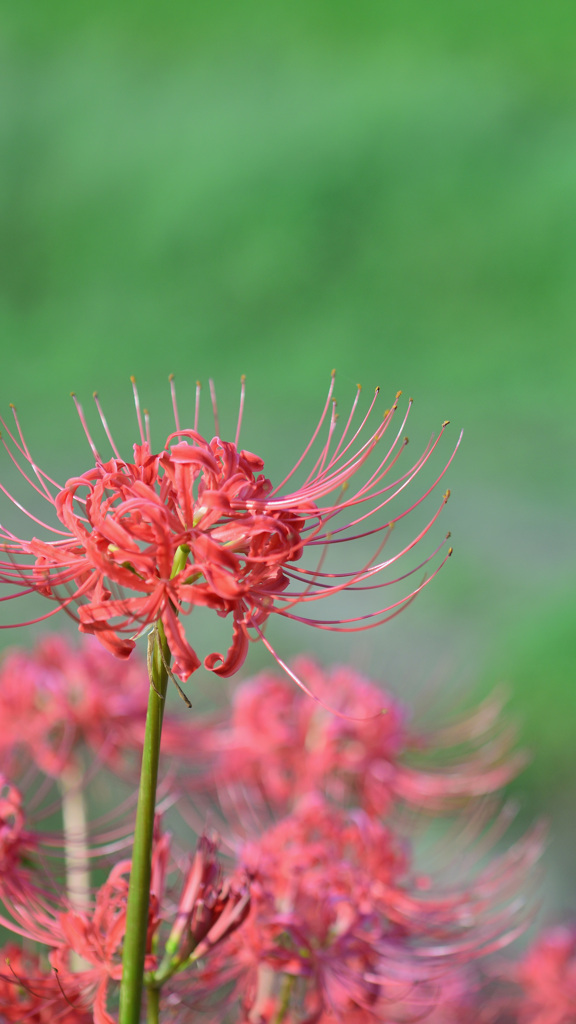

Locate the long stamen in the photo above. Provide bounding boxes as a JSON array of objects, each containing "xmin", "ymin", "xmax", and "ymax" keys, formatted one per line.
[
  {"xmin": 169, "ymin": 374, "xmax": 180, "ymax": 433},
  {"xmin": 235, "ymin": 375, "xmax": 246, "ymax": 448},
  {"xmin": 71, "ymin": 394, "xmax": 101, "ymax": 461},
  {"xmin": 313, "ymin": 384, "xmax": 385, "ymax": 486},
  {"xmin": 302, "ymin": 398, "xmax": 339, "ymax": 486},
  {"xmin": 269, "ymin": 370, "xmax": 337, "ymax": 495},
  {"xmin": 93, "ymin": 392, "xmax": 121, "ymax": 459},
  {"xmin": 249, "ymin": 620, "xmax": 383, "ymax": 721},
  {"xmin": 130, "ymin": 376, "xmax": 145, "ymax": 444},
  {"xmin": 279, "ymin": 550, "xmax": 452, "ymax": 630},
  {"xmin": 144, "ymin": 409, "xmax": 151, "ymax": 447},
  {"xmin": 0, "ymin": 482, "xmax": 70, "ymax": 534},
  {"xmin": 7, "ymin": 405, "xmax": 59, "ymax": 501},
  {"xmin": 327, "ymin": 383, "xmax": 362, "ymax": 465},
  {"xmin": 209, "ymin": 378, "xmax": 220, "ymax": 436},
  {"xmin": 194, "ymin": 380, "xmax": 201, "ymax": 433}
]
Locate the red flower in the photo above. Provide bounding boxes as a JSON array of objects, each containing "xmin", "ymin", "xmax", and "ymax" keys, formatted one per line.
[
  {"xmin": 0, "ymin": 825, "xmax": 170, "ymax": 1024},
  {"xmin": 495, "ymin": 925, "xmax": 576, "ymax": 1024},
  {"xmin": 197, "ymin": 795, "xmax": 541, "ymax": 1023},
  {"xmin": 0, "ymin": 943, "xmax": 93, "ymax": 1023},
  {"xmin": 0, "ymin": 635, "xmax": 203, "ymax": 777},
  {"xmin": 0, "ymin": 376, "xmax": 458, "ymax": 683},
  {"xmin": 195, "ymin": 659, "xmax": 526, "ymax": 820}
]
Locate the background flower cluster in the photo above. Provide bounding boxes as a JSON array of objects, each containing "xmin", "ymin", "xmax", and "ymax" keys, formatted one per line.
[{"xmin": 0, "ymin": 636, "xmax": 571, "ymax": 1022}]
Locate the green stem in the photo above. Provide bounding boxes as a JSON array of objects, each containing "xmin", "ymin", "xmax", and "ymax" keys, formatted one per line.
[
  {"xmin": 273, "ymin": 974, "xmax": 295, "ymax": 1024},
  {"xmin": 119, "ymin": 623, "xmax": 170, "ymax": 1024},
  {"xmin": 146, "ymin": 986, "xmax": 160, "ymax": 1024}
]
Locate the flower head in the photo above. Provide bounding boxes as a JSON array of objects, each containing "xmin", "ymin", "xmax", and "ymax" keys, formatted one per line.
[
  {"xmin": 197, "ymin": 658, "xmax": 526, "ymax": 820},
  {"xmin": 0, "ymin": 943, "xmax": 93, "ymax": 1023},
  {"xmin": 197, "ymin": 795, "xmax": 541, "ymax": 1023},
  {"xmin": 0, "ymin": 634, "xmax": 202, "ymax": 777},
  {"xmin": 493, "ymin": 924, "xmax": 576, "ymax": 1024},
  {"xmin": 0, "ymin": 376, "xmax": 458, "ymax": 684}
]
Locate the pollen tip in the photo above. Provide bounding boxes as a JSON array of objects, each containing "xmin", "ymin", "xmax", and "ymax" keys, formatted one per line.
[
  {"xmin": 196, "ymin": 379, "xmax": 201, "ymax": 387},
  {"xmin": 442, "ymin": 419, "xmax": 450, "ymax": 428},
  {"xmin": 143, "ymin": 408, "xmax": 149, "ymax": 415},
  {"xmin": 403, "ymin": 436, "xmax": 409, "ymax": 444},
  {"xmin": 168, "ymin": 373, "xmax": 174, "ymax": 381},
  {"xmin": 446, "ymin": 530, "xmax": 451, "ymax": 539},
  {"xmin": 241, "ymin": 373, "xmax": 246, "ymax": 383},
  {"xmin": 130, "ymin": 375, "xmax": 136, "ymax": 383},
  {"xmin": 396, "ymin": 390, "xmax": 402, "ymax": 398},
  {"xmin": 443, "ymin": 489, "xmax": 451, "ymax": 502},
  {"xmin": 448, "ymin": 546, "xmax": 453, "ymax": 556},
  {"xmin": 331, "ymin": 368, "xmax": 336, "ymax": 377},
  {"xmin": 8, "ymin": 402, "xmax": 15, "ymax": 409},
  {"xmin": 92, "ymin": 391, "xmax": 98, "ymax": 399},
  {"xmin": 70, "ymin": 392, "xmax": 76, "ymax": 398},
  {"xmin": 375, "ymin": 386, "xmax": 380, "ymax": 394}
]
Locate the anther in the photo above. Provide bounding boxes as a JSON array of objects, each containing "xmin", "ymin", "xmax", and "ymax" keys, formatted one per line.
[
  {"xmin": 443, "ymin": 489, "xmax": 451, "ymax": 502},
  {"xmin": 130, "ymin": 375, "xmax": 136, "ymax": 383},
  {"xmin": 446, "ymin": 530, "xmax": 451, "ymax": 539},
  {"xmin": 448, "ymin": 547, "xmax": 453, "ymax": 556},
  {"xmin": 169, "ymin": 373, "xmax": 174, "ymax": 381},
  {"xmin": 442, "ymin": 420, "xmax": 450, "ymax": 428}
]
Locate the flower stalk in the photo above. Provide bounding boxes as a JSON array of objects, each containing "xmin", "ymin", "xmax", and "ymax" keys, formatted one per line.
[
  {"xmin": 59, "ymin": 761, "xmax": 91, "ymax": 973},
  {"xmin": 146, "ymin": 985, "xmax": 160, "ymax": 1024},
  {"xmin": 59, "ymin": 762, "xmax": 91, "ymax": 913},
  {"xmin": 119, "ymin": 621, "xmax": 170, "ymax": 1024}
]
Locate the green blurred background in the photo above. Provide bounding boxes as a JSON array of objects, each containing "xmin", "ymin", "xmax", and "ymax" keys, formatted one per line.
[{"xmin": 1, "ymin": 2, "xmax": 575, "ymax": 906}]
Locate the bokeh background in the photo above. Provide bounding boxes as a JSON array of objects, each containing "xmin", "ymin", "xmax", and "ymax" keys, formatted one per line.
[{"xmin": 1, "ymin": 2, "xmax": 575, "ymax": 908}]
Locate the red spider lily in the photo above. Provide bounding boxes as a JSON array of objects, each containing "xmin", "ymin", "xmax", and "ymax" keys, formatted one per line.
[
  {"xmin": 0, "ymin": 943, "xmax": 93, "ymax": 1023},
  {"xmin": 0, "ymin": 375, "xmax": 459, "ymax": 685},
  {"xmin": 0, "ymin": 768, "xmax": 248, "ymax": 1024},
  {"xmin": 0, "ymin": 775, "xmax": 37, "ymax": 886},
  {"xmin": 195, "ymin": 658, "xmax": 526, "ymax": 820},
  {"xmin": 0, "ymin": 828, "xmax": 170, "ymax": 1024},
  {"xmin": 194, "ymin": 795, "xmax": 542, "ymax": 1024},
  {"xmin": 492, "ymin": 925, "xmax": 576, "ymax": 1024},
  {"xmin": 161, "ymin": 833, "xmax": 250, "ymax": 969},
  {"xmin": 0, "ymin": 634, "xmax": 203, "ymax": 777}
]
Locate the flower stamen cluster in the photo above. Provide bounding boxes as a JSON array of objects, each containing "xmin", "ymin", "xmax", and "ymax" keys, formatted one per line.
[{"xmin": 0, "ymin": 376, "xmax": 459, "ymax": 685}]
